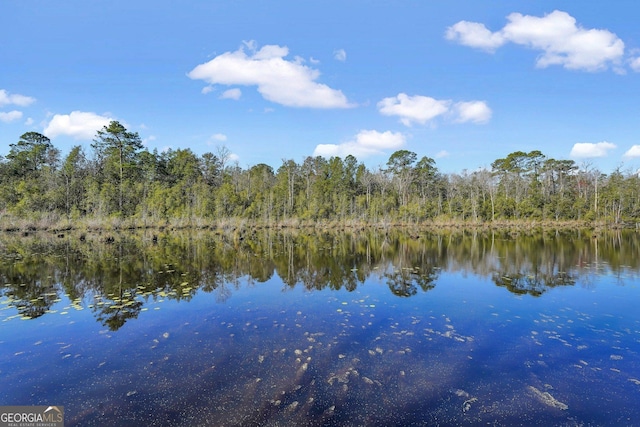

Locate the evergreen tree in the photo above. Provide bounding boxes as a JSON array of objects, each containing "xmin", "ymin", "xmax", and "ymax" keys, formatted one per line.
[{"xmin": 91, "ymin": 121, "xmax": 143, "ymax": 216}]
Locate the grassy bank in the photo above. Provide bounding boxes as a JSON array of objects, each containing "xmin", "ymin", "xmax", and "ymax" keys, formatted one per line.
[{"xmin": 1, "ymin": 213, "xmax": 637, "ymax": 236}]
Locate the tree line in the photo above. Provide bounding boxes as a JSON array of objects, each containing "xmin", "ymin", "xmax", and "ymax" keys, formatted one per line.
[{"xmin": 1, "ymin": 121, "xmax": 640, "ymax": 226}]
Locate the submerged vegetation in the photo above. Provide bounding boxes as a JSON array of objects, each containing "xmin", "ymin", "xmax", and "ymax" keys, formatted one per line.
[
  {"xmin": 3, "ymin": 229, "xmax": 640, "ymax": 425},
  {"xmin": 2, "ymin": 122, "xmax": 640, "ymax": 231}
]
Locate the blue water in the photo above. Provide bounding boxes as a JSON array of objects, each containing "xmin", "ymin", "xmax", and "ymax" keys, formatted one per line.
[{"xmin": 1, "ymin": 262, "xmax": 640, "ymax": 426}]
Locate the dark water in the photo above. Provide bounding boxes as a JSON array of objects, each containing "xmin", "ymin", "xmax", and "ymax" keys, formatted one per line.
[{"xmin": 1, "ymin": 229, "xmax": 639, "ymax": 426}]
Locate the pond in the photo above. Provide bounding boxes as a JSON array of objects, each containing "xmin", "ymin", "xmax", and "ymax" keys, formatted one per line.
[{"xmin": 1, "ymin": 229, "xmax": 639, "ymax": 426}]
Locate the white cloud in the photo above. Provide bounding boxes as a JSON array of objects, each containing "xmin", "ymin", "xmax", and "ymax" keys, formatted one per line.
[
  {"xmin": 630, "ymin": 57, "xmax": 640, "ymax": 72},
  {"xmin": 445, "ymin": 21, "xmax": 505, "ymax": 52},
  {"xmin": 446, "ymin": 10, "xmax": 625, "ymax": 71},
  {"xmin": 24, "ymin": 117, "xmax": 34, "ymax": 126},
  {"xmin": 623, "ymin": 145, "xmax": 640, "ymax": 158},
  {"xmin": 435, "ymin": 150, "xmax": 450, "ymax": 159},
  {"xmin": 201, "ymin": 85, "xmax": 214, "ymax": 94},
  {"xmin": 211, "ymin": 133, "xmax": 227, "ymax": 142},
  {"xmin": 188, "ymin": 42, "xmax": 353, "ymax": 108},
  {"xmin": 452, "ymin": 101, "xmax": 492, "ymax": 124},
  {"xmin": 570, "ymin": 141, "xmax": 616, "ymax": 158},
  {"xmin": 220, "ymin": 88, "xmax": 241, "ymax": 100},
  {"xmin": 228, "ymin": 153, "xmax": 240, "ymax": 163},
  {"xmin": 378, "ymin": 93, "xmax": 450, "ymax": 126},
  {"xmin": 44, "ymin": 111, "xmax": 113, "ymax": 140},
  {"xmin": 0, "ymin": 89, "xmax": 35, "ymax": 107},
  {"xmin": 334, "ymin": 49, "xmax": 347, "ymax": 62},
  {"xmin": 377, "ymin": 93, "xmax": 491, "ymax": 126},
  {"xmin": 313, "ymin": 130, "xmax": 406, "ymax": 158},
  {"xmin": 0, "ymin": 110, "xmax": 23, "ymax": 123}
]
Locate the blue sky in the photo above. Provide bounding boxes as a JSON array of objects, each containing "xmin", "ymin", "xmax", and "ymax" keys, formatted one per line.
[{"xmin": 2, "ymin": 0, "xmax": 640, "ymax": 173}]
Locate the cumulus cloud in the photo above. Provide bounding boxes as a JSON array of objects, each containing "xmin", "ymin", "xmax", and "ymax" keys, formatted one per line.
[
  {"xmin": 0, "ymin": 89, "xmax": 35, "ymax": 107},
  {"xmin": 220, "ymin": 88, "xmax": 241, "ymax": 100},
  {"xmin": 188, "ymin": 41, "xmax": 353, "ymax": 108},
  {"xmin": 0, "ymin": 110, "xmax": 23, "ymax": 123},
  {"xmin": 446, "ymin": 10, "xmax": 625, "ymax": 71},
  {"xmin": 445, "ymin": 21, "xmax": 505, "ymax": 52},
  {"xmin": 623, "ymin": 145, "xmax": 640, "ymax": 158},
  {"xmin": 377, "ymin": 93, "xmax": 491, "ymax": 126},
  {"xmin": 44, "ymin": 111, "xmax": 113, "ymax": 140},
  {"xmin": 570, "ymin": 141, "xmax": 616, "ymax": 158},
  {"xmin": 201, "ymin": 85, "xmax": 214, "ymax": 94},
  {"xmin": 334, "ymin": 49, "xmax": 347, "ymax": 62},
  {"xmin": 378, "ymin": 94, "xmax": 450, "ymax": 126},
  {"xmin": 313, "ymin": 130, "xmax": 406, "ymax": 158},
  {"xmin": 452, "ymin": 101, "xmax": 492, "ymax": 124},
  {"xmin": 630, "ymin": 57, "xmax": 640, "ymax": 72},
  {"xmin": 435, "ymin": 150, "xmax": 450, "ymax": 159}
]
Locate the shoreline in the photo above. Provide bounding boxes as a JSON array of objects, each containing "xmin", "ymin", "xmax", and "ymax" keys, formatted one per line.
[{"xmin": 1, "ymin": 215, "xmax": 638, "ymax": 235}]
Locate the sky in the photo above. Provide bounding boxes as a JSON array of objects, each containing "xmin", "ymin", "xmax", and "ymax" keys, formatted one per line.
[{"xmin": 2, "ymin": 0, "xmax": 640, "ymax": 173}]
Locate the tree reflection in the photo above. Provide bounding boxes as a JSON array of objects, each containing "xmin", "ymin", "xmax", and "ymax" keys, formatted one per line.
[
  {"xmin": 1, "ymin": 281, "xmax": 59, "ymax": 319},
  {"xmin": 0, "ymin": 243, "xmax": 61, "ymax": 319},
  {"xmin": 0, "ymin": 229, "xmax": 638, "ymax": 328},
  {"xmin": 492, "ymin": 271, "xmax": 575, "ymax": 296},
  {"xmin": 385, "ymin": 267, "xmax": 437, "ymax": 297},
  {"xmin": 94, "ymin": 298, "xmax": 143, "ymax": 331}
]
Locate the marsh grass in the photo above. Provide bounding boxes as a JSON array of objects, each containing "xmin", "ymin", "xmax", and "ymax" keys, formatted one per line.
[{"xmin": 0, "ymin": 210, "xmax": 627, "ymax": 236}]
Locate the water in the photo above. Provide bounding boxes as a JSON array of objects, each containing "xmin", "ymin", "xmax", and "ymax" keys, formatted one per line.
[{"xmin": 1, "ymin": 229, "xmax": 639, "ymax": 426}]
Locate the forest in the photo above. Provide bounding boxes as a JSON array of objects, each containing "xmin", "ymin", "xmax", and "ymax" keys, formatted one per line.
[{"xmin": 1, "ymin": 121, "xmax": 640, "ymax": 230}]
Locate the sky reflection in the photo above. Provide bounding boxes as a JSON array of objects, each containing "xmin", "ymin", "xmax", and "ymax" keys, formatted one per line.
[{"xmin": 1, "ymin": 230, "xmax": 639, "ymax": 426}]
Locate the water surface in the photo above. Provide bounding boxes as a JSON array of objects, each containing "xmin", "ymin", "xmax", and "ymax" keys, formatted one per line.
[{"xmin": 1, "ymin": 230, "xmax": 639, "ymax": 426}]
